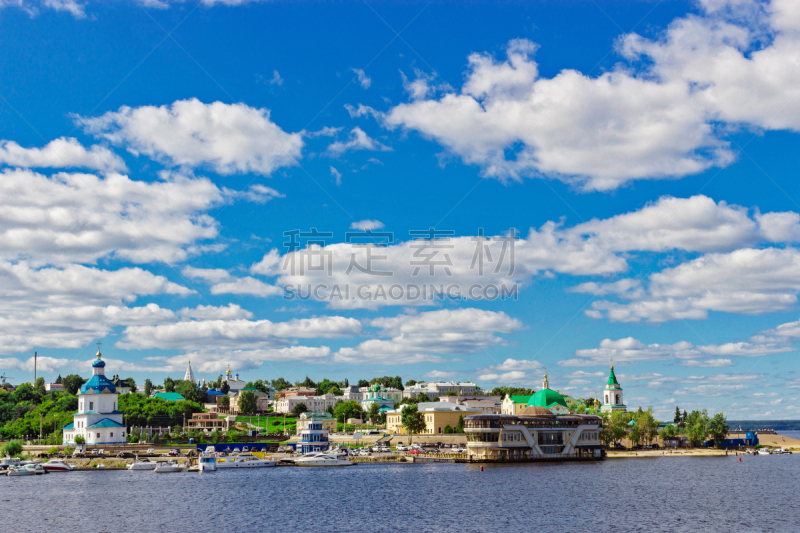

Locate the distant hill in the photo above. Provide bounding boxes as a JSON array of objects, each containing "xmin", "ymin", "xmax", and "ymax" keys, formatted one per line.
[{"xmin": 727, "ymin": 420, "xmax": 800, "ymax": 431}]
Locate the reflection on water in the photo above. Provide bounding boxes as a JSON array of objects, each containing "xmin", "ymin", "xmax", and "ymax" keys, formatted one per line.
[{"xmin": 5, "ymin": 456, "xmax": 800, "ymax": 532}]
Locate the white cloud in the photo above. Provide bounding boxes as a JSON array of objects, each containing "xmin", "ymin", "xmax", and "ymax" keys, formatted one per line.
[
  {"xmin": 210, "ymin": 276, "xmax": 282, "ymax": 297},
  {"xmin": 270, "ymin": 70, "xmax": 283, "ymax": 86},
  {"xmin": 334, "ymin": 308, "xmax": 522, "ymax": 365},
  {"xmin": 351, "ymin": 68, "xmax": 371, "ymax": 89},
  {"xmin": 77, "ymin": 98, "xmax": 303, "ymax": 176},
  {"xmin": 0, "ymin": 137, "xmax": 126, "ymax": 173},
  {"xmin": 326, "ymin": 127, "xmax": 391, "ymax": 156},
  {"xmin": 477, "ymin": 370, "xmax": 528, "ymax": 384},
  {"xmin": 562, "ymin": 331, "xmax": 794, "ymax": 367},
  {"xmin": 485, "ymin": 358, "xmax": 543, "ymax": 372},
  {"xmin": 177, "ymin": 303, "xmax": 253, "ymax": 320},
  {"xmin": 330, "ymin": 166, "xmax": 342, "ymax": 186},
  {"xmin": 238, "ymin": 184, "xmax": 284, "ymax": 204},
  {"xmin": 181, "ymin": 266, "xmax": 231, "ymax": 283},
  {"xmin": 44, "ymin": 0, "xmax": 85, "ymax": 17},
  {"xmin": 379, "ymin": 2, "xmax": 800, "ymax": 191},
  {"xmin": 0, "ymin": 168, "xmax": 223, "ymax": 264},
  {"xmin": 590, "ymin": 247, "xmax": 800, "ymax": 322},
  {"xmin": 118, "ymin": 315, "xmax": 363, "ymax": 352},
  {"xmin": 422, "ymin": 370, "xmax": 455, "ymax": 378},
  {"xmin": 350, "ymin": 219, "xmax": 384, "ymax": 231}
]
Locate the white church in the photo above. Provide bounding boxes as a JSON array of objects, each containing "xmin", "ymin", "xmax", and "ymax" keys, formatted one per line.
[{"xmin": 62, "ymin": 348, "xmax": 127, "ymax": 445}]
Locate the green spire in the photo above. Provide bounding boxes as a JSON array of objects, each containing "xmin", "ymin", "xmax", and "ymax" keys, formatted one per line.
[{"xmin": 607, "ymin": 365, "xmax": 619, "ymax": 386}]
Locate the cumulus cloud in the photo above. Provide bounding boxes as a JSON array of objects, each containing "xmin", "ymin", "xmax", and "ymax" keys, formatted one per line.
[
  {"xmin": 589, "ymin": 247, "xmax": 800, "ymax": 322},
  {"xmin": 334, "ymin": 308, "xmax": 522, "ymax": 365},
  {"xmin": 77, "ymin": 98, "xmax": 303, "ymax": 176},
  {"xmin": 330, "ymin": 166, "xmax": 342, "ymax": 186},
  {"xmin": 177, "ymin": 303, "xmax": 253, "ymax": 320},
  {"xmin": 349, "ymin": 219, "xmax": 384, "ymax": 231},
  {"xmin": 562, "ymin": 331, "xmax": 794, "ymax": 367},
  {"xmin": 376, "ymin": 1, "xmax": 800, "ymax": 191},
  {"xmin": 351, "ymin": 68, "xmax": 371, "ymax": 89},
  {"xmin": 117, "ymin": 315, "xmax": 363, "ymax": 351},
  {"xmin": 0, "ymin": 137, "xmax": 126, "ymax": 173},
  {"xmin": 210, "ymin": 276, "xmax": 282, "ymax": 297},
  {"xmin": 326, "ymin": 127, "xmax": 391, "ymax": 156},
  {"xmin": 0, "ymin": 168, "xmax": 224, "ymax": 264}
]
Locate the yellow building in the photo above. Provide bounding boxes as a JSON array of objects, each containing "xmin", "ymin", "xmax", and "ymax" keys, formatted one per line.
[
  {"xmin": 501, "ymin": 394, "xmax": 533, "ymax": 415},
  {"xmin": 387, "ymin": 402, "xmax": 481, "ymax": 435},
  {"xmin": 296, "ymin": 412, "xmax": 337, "ymax": 435}
]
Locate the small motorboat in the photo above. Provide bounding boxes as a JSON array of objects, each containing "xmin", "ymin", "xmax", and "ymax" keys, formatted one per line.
[
  {"xmin": 154, "ymin": 461, "xmax": 186, "ymax": 473},
  {"xmin": 42, "ymin": 459, "xmax": 75, "ymax": 472},
  {"xmin": 127, "ymin": 457, "xmax": 157, "ymax": 470},
  {"xmin": 757, "ymin": 448, "xmax": 771, "ymax": 455},
  {"xmin": 9, "ymin": 464, "xmax": 47, "ymax": 476},
  {"xmin": 294, "ymin": 452, "xmax": 353, "ymax": 467},
  {"xmin": 216, "ymin": 453, "xmax": 277, "ymax": 468},
  {"xmin": 198, "ymin": 454, "xmax": 217, "ymax": 472}
]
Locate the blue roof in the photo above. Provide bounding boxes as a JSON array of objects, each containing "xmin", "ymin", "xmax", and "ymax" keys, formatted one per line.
[
  {"xmin": 80, "ymin": 374, "xmax": 116, "ymax": 394},
  {"xmin": 87, "ymin": 418, "xmax": 126, "ymax": 429},
  {"xmin": 206, "ymin": 390, "xmax": 224, "ymax": 396},
  {"xmin": 62, "ymin": 422, "xmax": 74, "ymax": 429},
  {"xmin": 74, "ymin": 410, "xmax": 123, "ymax": 416},
  {"xmin": 92, "ymin": 359, "xmax": 105, "ymax": 368}
]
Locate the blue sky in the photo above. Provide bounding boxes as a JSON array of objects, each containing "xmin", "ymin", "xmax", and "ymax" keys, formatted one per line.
[{"xmin": 1, "ymin": 0, "xmax": 800, "ymax": 420}]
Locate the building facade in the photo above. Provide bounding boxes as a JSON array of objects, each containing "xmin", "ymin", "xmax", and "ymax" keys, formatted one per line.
[
  {"xmin": 386, "ymin": 402, "xmax": 481, "ymax": 435},
  {"xmin": 298, "ymin": 414, "xmax": 331, "ymax": 454},
  {"xmin": 274, "ymin": 392, "xmax": 337, "ymax": 414},
  {"xmin": 296, "ymin": 412, "xmax": 337, "ymax": 435},
  {"xmin": 187, "ymin": 412, "xmax": 230, "ymax": 433},
  {"xmin": 62, "ymin": 349, "xmax": 126, "ymax": 445},
  {"xmin": 464, "ymin": 410, "xmax": 603, "ymax": 461},
  {"xmin": 600, "ymin": 366, "xmax": 627, "ymax": 413},
  {"xmin": 501, "ymin": 394, "xmax": 533, "ymax": 415},
  {"xmin": 403, "ymin": 381, "xmax": 479, "ymax": 400}
]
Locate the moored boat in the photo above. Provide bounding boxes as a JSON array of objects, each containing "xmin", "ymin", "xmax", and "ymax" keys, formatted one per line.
[
  {"xmin": 199, "ymin": 454, "xmax": 217, "ymax": 472},
  {"xmin": 294, "ymin": 452, "xmax": 353, "ymax": 467},
  {"xmin": 42, "ymin": 459, "xmax": 75, "ymax": 472},
  {"xmin": 215, "ymin": 454, "xmax": 277, "ymax": 469},
  {"xmin": 153, "ymin": 461, "xmax": 186, "ymax": 473},
  {"xmin": 127, "ymin": 457, "xmax": 157, "ymax": 470}
]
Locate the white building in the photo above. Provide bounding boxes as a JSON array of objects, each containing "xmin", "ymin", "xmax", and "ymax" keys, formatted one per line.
[
  {"xmin": 274, "ymin": 392, "xmax": 338, "ymax": 414},
  {"xmin": 601, "ymin": 366, "xmax": 627, "ymax": 413},
  {"xmin": 341, "ymin": 385, "xmax": 363, "ymax": 401},
  {"xmin": 361, "ymin": 383, "xmax": 403, "ymax": 404},
  {"xmin": 62, "ymin": 349, "xmax": 126, "ymax": 445},
  {"xmin": 220, "ymin": 364, "xmax": 246, "ymax": 392},
  {"xmin": 403, "ymin": 381, "xmax": 479, "ymax": 399}
]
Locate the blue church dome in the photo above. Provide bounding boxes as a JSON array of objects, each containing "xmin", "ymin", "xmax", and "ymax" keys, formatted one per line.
[
  {"xmin": 80, "ymin": 374, "xmax": 116, "ymax": 394},
  {"xmin": 92, "ymin": 359, "xmax": 106, "ymax": 368}
]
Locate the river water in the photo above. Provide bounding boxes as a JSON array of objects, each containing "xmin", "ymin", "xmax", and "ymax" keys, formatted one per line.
[{"xmin": 5, "ymin": 455, "xmax": 799, "ymax": 532}]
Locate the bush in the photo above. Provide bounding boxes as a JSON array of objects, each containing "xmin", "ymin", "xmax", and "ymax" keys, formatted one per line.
[
  {"xmin": 74, "ymin": 435, "xmax": 85, "ymax": 444},
  {"xmin": 2, "ymin": 439, "xmax": 24, "ymax": 457},
  {"xmin": 444, "ymin": 425, "xmax": 454, "ymax": 434}
]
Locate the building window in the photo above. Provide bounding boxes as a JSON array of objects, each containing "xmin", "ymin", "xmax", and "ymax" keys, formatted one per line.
[
  {"xmin": 110, "ymin": 432, "xmax": 113, "ymax": 437},
  {"xmin": 96, "ymin": 433, "xmax": 100, "ymax": 438},
  {"xmin": 89, "ymin": 402, "xmax": 93, "ymax": 411}
]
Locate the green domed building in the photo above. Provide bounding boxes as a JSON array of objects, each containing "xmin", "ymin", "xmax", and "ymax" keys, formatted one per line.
[{"xmin": 526, "ymin": 373, "xmax": 570, "ymax": 415}]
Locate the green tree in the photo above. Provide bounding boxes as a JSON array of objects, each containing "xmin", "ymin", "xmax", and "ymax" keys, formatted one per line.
[
  {"xmin": 405, "ymin": 379, "xmax": 417, "ymax": 387},
  {"xmin": 334, "ymin": 400, "xmax": 364, "ymax": 424},
  {"xmin": 674, "ymin": 406, "xmax": 682, "ymax": 425},
  {"xmin": 34, "ymin": 377, "xmax": 46, "ymax": 395},
  {"xmin": 164, "ymin": 377, "xmax": 175, "ymax": 393},
  {"xmin": 357, "ymin": 379, "xmax": 369, "ymax": 388},
  {"xmin": 708, "ymin": 412, "xmax": 729, "ymax": 448},
  {"xmin": 55, "ymin": 375, "xmax": 62, "ymax": 384},
  {"xmin": 62, "ymin": 375, "xmax": 86, "ymax": 395},
  {"xmin": 220, "ymin": 396, "xmax": 230, "ymax": 408},
  {"xmin": 298, "ymin": 376, "xmax": 316, "ymax": 389},
  {"xmin": 74, "ymin": 434, "xmax": 85, "ymax": 444},
  {"xmin": 176, "ymin": 380, "xmax": 201, "ymax": 403},
  {"xmin": 292, "ymin": 402, "xmax": 308, "ymax": 416},
  {"xmin": 1, "ymin": 439, "xmax": 23, "ymax": 456},
  {"xmin": 686, "ymin": 409, "xmax": 710, "ymax": 446},
  {"xmin": 238, "ymin": 390, "xmax": 257, "ymax": 415},
  {"xmin": 126, "ymin": 377, "xmax": 137, "ymax": 394},
  {"xmin": 144, "ymin": 379, "xmax": 153, "ymax": 397},
  {"xmin": 660, "ymin": 424, "xmax": 678, "ymax": 439},
  {"xmin": 271, "ymin": 377, "xmax": 291, "ymax": 391},
  {"xmin": 401, "ymin": 405, "xmax": 426, "ymax": 444},
  {"xmin": 609, "ymin": 411, "xmax": 628, "ymax": 445},
  {"xmin": 220, "ymin": 381, "xmax": 230, "ymax": 395},
  {"xmin": 455, "ymin": 415, "xmax": 465, "ymax": 433},
  {"xmin": 368, "ymin": 402, "xmax": 380, "ymax": 422},
  {"xmin": 444, "ymin": 424, "xmax": 454, "ymax": 434}
]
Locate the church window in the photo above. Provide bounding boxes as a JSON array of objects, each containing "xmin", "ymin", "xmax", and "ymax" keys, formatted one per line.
[
  {"xmin": 89, "ymin": 402, "xmax": 93, "ymax": 411},
  {"xmin": 110, "ymin": 432, "xmax": 113, "ymax": 437},
  {"xmin": 96, "ymin": 433, "xmax": 100, "ymax": 438}
]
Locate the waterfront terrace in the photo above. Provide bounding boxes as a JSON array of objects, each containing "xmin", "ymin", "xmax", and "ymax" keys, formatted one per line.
[{"xmin": 464, "ymin": 410, "xmax": 603, "ymax": 462}]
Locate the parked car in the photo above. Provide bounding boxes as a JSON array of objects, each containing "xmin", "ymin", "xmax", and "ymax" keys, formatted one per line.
[
  {"xmin": 116, "ymin": 452, "xmax": 136, "ymax": 458},
  {"xmin": 167, "ymin": 448, "xmax": 180, "ymax": 457},
  {"xmin": 396, "ymin": 444, "xmax": 408, "ymax": 451}
]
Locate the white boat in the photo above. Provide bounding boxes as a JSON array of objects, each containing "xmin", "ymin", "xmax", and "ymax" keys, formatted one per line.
[
  {"xmin": 42, "ymin": 459, "xmax": 75, "ymax": 472},
  {"xmin": 0, "ymin": 455, "xmax": 22, "ymax": 471},
  {"xmin": 154, "ymin": 461, "xmax": 186, "ymax": 473},
  {"xmin": 8, "ymin": 464, "xmax": 47, "ymax": 476},
  {"xmin": 757, "ymin": 448, "xmax": 771, "ymax": 455},
  {"xmin": 216, "ymin": 454, "xmax": 277, "ymax": 468},
  {"xmin": 294, "ymin": 452, "xmax": 353, "ymax": 467},
  {"xmin": 127, "ymin": 457, "xmax": 158, "ymax": 470},
  {"xmin": 198, "ymin": 455, "xmax": 217, "ymax": 472}
]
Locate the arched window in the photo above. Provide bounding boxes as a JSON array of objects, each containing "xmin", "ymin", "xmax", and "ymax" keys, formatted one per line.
[{"xmin": 615, "ymin": 394, "xmax": 620, "ymax": 404}]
